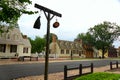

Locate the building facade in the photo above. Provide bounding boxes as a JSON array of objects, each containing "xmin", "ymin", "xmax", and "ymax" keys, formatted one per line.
[
  {"xmin": 116, "ymin": 47, "xmax": 120, "ymax": 57},
  {"xmin": 0, "ymin": 27, "xmax": 31, "ymax": 58},
  {"xmin": 108, "ymin": 46, "xmax": 117, "ymax": 57},
  {"xmin": 49, "ymin": 35, "xmax": 97, "ymax": 58}
]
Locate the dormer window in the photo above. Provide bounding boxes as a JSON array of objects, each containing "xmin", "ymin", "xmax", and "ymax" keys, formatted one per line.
[
  {"xmin": 13, "ymin": 34, "xmax": 19, "ymax": 40},
  {"xmin": 7, "ymin": 34, "xmax": 10, "ymax": 39},
  {"xmin": 71, "ymin": 43, "xmax": 74, "ymax": 48},
  {"xmin": 2, "ymin": 33, "xmax": 6, "ymax": 39},
  {"xmin": 65, "ymin": 42, "xmax": 69, "ymax": 46},
  {"xmin": 60, "ymin": 41, "xmax": 63, "ymax": 46},
  {"xmin": 17, "ymin": 35, "xmax": 19, "ymax": 40}
]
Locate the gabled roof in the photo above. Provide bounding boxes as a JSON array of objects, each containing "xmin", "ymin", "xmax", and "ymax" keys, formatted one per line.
[
  {"xmin": 0, "ymin": 39, "xmax": 23, "ymax": 45},
  {"xmin": 22, "ymin": 38, "xmax": 31, "ymax": 47},
  {"xmin": 57, "ymin": 40, "xmax": 82, "ymax": 50},
  {"xmin": 0, "ymin": 27, "xmax": 31, "ymax": 47}
]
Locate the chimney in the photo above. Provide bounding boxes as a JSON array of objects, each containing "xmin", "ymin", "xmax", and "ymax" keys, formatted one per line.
[
  {"xmin": 52, "ymin": 34, "xmax": 57, "ymax": 42},
  {"xmin": 74, "ymin": 39, "xmax": 82, "ymax": 44},
  {"xmin": 23, "ymin": 35, "xmax": 27, "ymax": 39}
]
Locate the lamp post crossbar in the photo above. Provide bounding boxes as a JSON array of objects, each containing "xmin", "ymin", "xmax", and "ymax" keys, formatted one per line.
[
  {"xmin": 34, "ymin": 3, "xmax": 62, "ymax": 80},
  {"xmin": 35, "ymin": 4, "xmax": 62, "ymax": 17}
]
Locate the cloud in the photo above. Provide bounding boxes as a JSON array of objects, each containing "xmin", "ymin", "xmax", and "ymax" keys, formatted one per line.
[{"xmin": 18, "ymin": 0, "xmax": 120, "ymax": 47}]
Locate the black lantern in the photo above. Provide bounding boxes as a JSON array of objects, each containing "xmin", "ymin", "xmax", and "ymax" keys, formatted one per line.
[{"xmin": 33, "ymin": 16, "xmax": 41, "ymax": 29}]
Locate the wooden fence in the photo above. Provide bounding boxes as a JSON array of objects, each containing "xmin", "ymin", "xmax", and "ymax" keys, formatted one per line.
[
  {"xmin": 110, "ymin": 61, "xmax": 119, "ymax": 70},
  {"xmin": 18, "ymin": 56, "xmax": 38, "ymax": 61},
  {"xmin": 64, "ymin": 63, "xmax": 93, "ymax": 80}
]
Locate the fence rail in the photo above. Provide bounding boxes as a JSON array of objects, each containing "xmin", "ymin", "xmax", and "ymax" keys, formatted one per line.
[
  {"xmin": 64, "ymin": 63, "xmax": 93, "ymax": 80},
  {"xmin": 110, "ymin": 61, "xmax": 119, "ymax": 70},
  {"xmin": 18, "ymin": 56, "xmax": 38, "ymax": 61}
]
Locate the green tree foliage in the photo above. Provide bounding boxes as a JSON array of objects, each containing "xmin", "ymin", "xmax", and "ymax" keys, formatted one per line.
[
  {"xmin": 75, "ymin": 21, "xmax": 120, "ymax": 58},
  {"xmin": 29, "ymin": 33, "xmax": 58, "ymax": 53},
  {"xmin": 0, "ymin": 0, "xmax": 36, "ymax": 23},
  {"xmin": 88, "ymin": 21, "xmax": 120, "ymax": 58},
  {"xmin": 29, "ymin": 36, "xmax": 46, "ymax": 53},
  {"xmin": 76, "ymin": 32, "xmax": 95, "ymax": 46},
  {"xmin": 0, "ymin": 0, "xmax": 37, "ymax": 33}
]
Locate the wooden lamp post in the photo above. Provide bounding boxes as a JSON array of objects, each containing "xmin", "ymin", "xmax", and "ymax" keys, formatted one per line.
[{"xmin": 33, "ymin": 3, "xmax": 62, "ymax": 80}]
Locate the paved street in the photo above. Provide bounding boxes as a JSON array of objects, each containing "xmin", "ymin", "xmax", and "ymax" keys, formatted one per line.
[{"xmin": 0, "ymin": 59, "xmax": 119, "ymax": 80}]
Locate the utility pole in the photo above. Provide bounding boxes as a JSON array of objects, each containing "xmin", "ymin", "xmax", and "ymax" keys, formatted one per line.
[{"xmin": 34, "ymin": 4, "xmax": 62, "ymax": 80}]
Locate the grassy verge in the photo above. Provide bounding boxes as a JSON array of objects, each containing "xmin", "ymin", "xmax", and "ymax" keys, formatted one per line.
[{"xmin": 75, "ymin": 72, "xmax": 120, "ymax": 80}]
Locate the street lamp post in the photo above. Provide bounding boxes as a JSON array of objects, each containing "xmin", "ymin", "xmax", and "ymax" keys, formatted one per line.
[{"xmin": 34, "ymin": 4, "xmax": 62, "ymax": 80}]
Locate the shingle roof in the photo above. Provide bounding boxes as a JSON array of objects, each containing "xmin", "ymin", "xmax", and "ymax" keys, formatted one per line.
[
  {"xmin": 22, "ymin": 39, "xmax": 31, "ymax": 47},
  {"xmin": 0, "ymin": 39, "xmax": 23, "ymax": 45},
  {"xmin": 0, "ymin": 27, "xmax": 31, "ymax": 47},
  {"xmin": 57, "ymin": 40, "xmax": 82, "ymax": 50}
]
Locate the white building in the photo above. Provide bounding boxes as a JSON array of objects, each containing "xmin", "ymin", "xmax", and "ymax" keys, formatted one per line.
[{"xmin": 0, "ymin": 27, "xmax": 31, "ymax": 58}]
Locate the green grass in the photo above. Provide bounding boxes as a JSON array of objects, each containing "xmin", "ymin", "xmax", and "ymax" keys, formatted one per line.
[{"xmin": 75, "ymin": 72, "xmax": 120, "ymax": 80}]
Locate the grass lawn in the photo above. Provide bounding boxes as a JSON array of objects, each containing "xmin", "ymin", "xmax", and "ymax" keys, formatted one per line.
[{"xmin": 75, "ymin": 72, "xmax": 120, "ymax": 80}]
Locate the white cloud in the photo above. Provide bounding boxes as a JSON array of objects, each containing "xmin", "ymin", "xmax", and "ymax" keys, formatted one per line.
[{"xmin": 18, "ymin": 0, "xmax": 120, "ymax": 47}]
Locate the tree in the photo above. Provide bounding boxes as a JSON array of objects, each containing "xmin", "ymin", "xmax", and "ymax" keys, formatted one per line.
[
  {"xmin": 75, "ymin": 32, "xmax": 95, "ymax": 46},
  {"xmin": 88, "ymin": 21, "xmax": 120, "ymax": 58},
  {"xmin": 0, "ymin": 0, "xmax": 35, "ymax": 23},
  {"xmin": 29, "ymin": 36, "xmax": 46, "ymax": 53},
  {"xmin": 0, "ymin": 0, "xmax": 36, "ymax": 33}
]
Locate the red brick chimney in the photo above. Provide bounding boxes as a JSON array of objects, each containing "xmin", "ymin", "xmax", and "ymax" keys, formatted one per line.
[
  {"xmin": 74, "ymin": 39, "xmax": 82, "ymax": 44},
  {"xmin": 23, "ymin": 35, "xmax": 27, "ymax": 39}
]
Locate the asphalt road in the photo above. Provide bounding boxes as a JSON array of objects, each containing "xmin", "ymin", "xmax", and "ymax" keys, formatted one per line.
[{"xmin": 0, "ymin": 59, "xmax": 119, "ymax": 80}]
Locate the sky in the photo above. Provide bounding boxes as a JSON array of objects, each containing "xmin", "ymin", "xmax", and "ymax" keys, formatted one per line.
[{"xmin": 18, "ymin": 0, "xmax": 120, "ymax": 48}]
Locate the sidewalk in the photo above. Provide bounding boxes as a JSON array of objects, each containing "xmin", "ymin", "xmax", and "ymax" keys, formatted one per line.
[
  {"xmin": 0, "ymin": 58, "xmax": 70, "ymax": 65},
  {"xmin": 0, "ymin": 58, "xmax": 99, "ymax": 65},
  {"xmin": 0, "ymin": 58, "xmax": 119, "ymax": 65},
  {"xmin": 16, "ymin": 65, "xmax": 120, "ymax": 80}
]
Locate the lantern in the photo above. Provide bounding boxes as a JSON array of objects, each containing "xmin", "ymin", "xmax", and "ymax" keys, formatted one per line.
[
  {"xmin": 53, "ymin": 21, "xmax": 60, "ymax": 28},
  {"xmin": 33, "ymin": 16, "xmax": 41, "ymax": 29}
]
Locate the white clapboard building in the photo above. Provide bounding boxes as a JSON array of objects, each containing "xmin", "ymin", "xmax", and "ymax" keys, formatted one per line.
[{"xmin": 0, "ymin": 27, "xmax": 31, "ymax": 58}]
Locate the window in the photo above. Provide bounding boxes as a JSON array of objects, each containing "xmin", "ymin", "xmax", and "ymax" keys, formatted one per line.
[
  {"xmin": 61, "ymin": 49, "xmax": 64, "ymax": 54},
  {"xmin": 14, "ymin": 34, "xmax": 19, "ymax": 40},
  {"xmin": 73, "ymin": 50, "xmax": 76, "ymax": 54},
  {"xmin": 76, "ymin": 50, "xmax": 79, "ymax": 54},
  {"xmin": 10, "ymin": 45, "xmax": 17, "ymax": 53},
  {"xmin": 79, "ymin": 51, "xmax": 81, "ymax": 56},
  {"xmin": 17, "ymin": 35, "xmax": 19, "ymax": 40},
  {"xmin": 2, "ymin": 33, "xmax": 6, "ymax": 39},
  {"xmin": 0, "ymin": 44, "xmax": 6, "ymax": 52},
  {"xmin": 66, "ymin": 50, "xmax": 69, "ymax": 54},
  {"xmin": 23, "ymin": 47, "xmax": 28, "ymax": 53},
  {"xmin": 13, "ymin": 34, "xmax": 16, "ymax": 40},
  {"xmin": 7, "ymin": 34, "xmax": 10, "ymax": 39}
]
